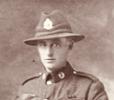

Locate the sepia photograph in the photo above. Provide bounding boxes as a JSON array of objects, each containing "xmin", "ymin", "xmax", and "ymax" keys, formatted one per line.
[{"xmin": 0, "ymin": 0, "xmax": 114, "ymax": 100}]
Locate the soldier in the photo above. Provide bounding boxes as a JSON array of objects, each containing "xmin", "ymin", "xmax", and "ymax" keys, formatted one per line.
[{"xmin": 15, "ymin": 10, "xmax": 108, "ymax": 100}]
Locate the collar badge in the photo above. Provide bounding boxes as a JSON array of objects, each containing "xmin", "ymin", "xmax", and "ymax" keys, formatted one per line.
[
  {"xmin": 43, "ymin": 18, "xmax": 53, "ymax": 30},
  {"xmin": 58, "ymin": 72, "xmax": 65, "ymax": 79}
]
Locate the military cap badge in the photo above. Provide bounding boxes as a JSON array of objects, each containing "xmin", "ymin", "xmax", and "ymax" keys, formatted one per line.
[{"xmin": 43, "ymin": 18, "xmax": 53, "ymax": 30}]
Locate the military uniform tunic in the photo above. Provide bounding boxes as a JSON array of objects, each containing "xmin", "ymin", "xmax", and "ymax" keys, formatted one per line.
[{"xmin": 16, "ymin": 62, "xmax": 108, "ymax": 100}]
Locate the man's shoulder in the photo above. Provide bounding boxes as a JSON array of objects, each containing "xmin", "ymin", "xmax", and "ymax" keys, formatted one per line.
[
  {"xmin": 72, "ymin": 71, "xmax": 104, "ymax": 90},
  {"xmin": 22, "ymin": 72, "xmax": 42, "ymax": 86},
  {"xmin": 17, "ymin": 72, "xmax": 43, "ymax": 97},
  {"xmin": 75, "ymin": 71, "xmax": 99, "ymax": 82}
]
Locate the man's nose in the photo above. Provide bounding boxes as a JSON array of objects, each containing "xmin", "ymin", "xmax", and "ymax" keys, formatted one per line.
[{"xmin": 46, "ymin": 46, "xmax": 53, "ymax": 57}]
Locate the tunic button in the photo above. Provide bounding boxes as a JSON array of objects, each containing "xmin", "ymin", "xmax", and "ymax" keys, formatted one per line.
[
  {"xmin": 46, "ymin": 80, "xmax": 52, "ymax": 85},
  {"xmin": 73, "ymin": 71, "xmax": 77, "ymax": 74},
  {"xmin": 44, "ymin": 99, "xmax": 48, "ymax": 100}
]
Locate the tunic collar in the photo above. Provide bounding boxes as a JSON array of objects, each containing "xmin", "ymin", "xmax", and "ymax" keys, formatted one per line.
[{"xmin": 42, "ymin": 62, "xmax": 74, "ymax": 84}]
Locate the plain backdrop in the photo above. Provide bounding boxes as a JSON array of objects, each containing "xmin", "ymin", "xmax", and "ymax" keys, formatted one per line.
[{"xmin": 0, "ymin": 0, "xmax": 114, "ymax": 100}]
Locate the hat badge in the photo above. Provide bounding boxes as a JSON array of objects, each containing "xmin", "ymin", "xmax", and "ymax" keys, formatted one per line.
[{"xmin": 43, "ymin": 18, "xmax": 53, "ymax": 30}]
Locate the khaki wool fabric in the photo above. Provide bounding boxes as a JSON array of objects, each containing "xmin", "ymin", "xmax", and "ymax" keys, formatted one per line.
[{"xmin": 15, "ymin": 62, "xmax": 108, "ymax": 100}]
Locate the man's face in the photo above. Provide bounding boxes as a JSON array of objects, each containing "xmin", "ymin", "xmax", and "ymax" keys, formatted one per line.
[{"xmin": 37, "ymin": 37, "xmax": 73, "ymax": 72}]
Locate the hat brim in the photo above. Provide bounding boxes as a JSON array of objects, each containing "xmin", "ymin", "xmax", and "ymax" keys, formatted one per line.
[{"xmin": 24, "ymin": 32, "xmax": 85, "ymax": 46}]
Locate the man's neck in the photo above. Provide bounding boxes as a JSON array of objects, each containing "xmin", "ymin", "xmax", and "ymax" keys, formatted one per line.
[{"xmin": 46, "ymin": 62, "xmax": 67, "ymax": 73}]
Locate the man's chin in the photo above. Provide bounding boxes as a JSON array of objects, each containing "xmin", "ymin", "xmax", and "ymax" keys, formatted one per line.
[
  {"xmin": 43, "ymin": 63, "xmax": 57, "ymax": 71},
  {"xmin": 44, "ymin": 64, "xmax": 55, "ymax": 69}
]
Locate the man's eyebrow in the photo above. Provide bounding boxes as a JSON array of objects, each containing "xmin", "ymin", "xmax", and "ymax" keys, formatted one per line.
[{"xmin": 52, "ymin": 38, "xmax": 61, "ymax": 43}]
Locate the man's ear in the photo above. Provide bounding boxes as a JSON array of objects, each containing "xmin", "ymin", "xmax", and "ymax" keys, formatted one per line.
[
  {"xmin": 66, "ymin": 37, "xmax": 74, "ymax": 49},
  {"xmin": 69, "ymin": 42, "xmax": 73, "ymax": 49}
]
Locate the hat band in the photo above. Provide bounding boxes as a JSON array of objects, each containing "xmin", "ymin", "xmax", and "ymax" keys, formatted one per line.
[{"xmin": 35, "ymin": 28, "xmax": 72, "ymax": 37}]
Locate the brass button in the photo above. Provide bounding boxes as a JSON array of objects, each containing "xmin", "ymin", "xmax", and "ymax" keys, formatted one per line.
[
  {"xmin": 46, "ymin": 80, "xmax": 52, "ymax": 85},
  {"xmin": 43, "ymin": 99, "xmax": 48, "ymax": 100},
  {"xmin": 73, "ymin": 71, "xmax": 77, "ymax": 74}
]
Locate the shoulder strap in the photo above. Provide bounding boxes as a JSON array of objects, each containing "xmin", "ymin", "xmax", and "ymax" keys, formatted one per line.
[
  {"xmin": 76, "ymin": 71, "xmax": 98, "ymax": 82},
  {"xmin": 22, "ymin": 73, "xmax": 42, "ymax": 85}
]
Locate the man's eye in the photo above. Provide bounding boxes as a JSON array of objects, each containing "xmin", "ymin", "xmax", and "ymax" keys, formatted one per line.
[{"xmin": 53, "ymin": 43, "xmax": 61, "ymax": 47}]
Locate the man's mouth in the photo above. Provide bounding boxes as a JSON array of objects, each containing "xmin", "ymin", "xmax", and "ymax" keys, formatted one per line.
[
  {"xmin": 45, "ymin": 58, "xmax": 55, "ymax": 60},
  {"xmin": 45, "ymin": 58, "xmax": 56, "ymax": 62}
]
